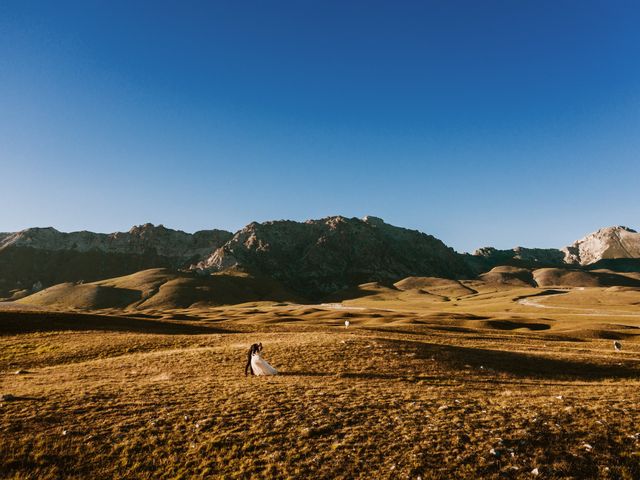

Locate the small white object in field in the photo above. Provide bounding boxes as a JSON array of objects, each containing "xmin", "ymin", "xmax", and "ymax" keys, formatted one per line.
[
  {"xmin": 62, "ymin": 429, "xmax": 68, "ymax": 436},
  {"xmin": 555, "ymin": 395, "xmax": 563, "ymax": 400},
  {"xmin": 583, "ymin": 443, "xmax": 593, "ymax": 451},
  {"xmin": 344, "ymin": 320, "xmax": 350, "ymax": 328},
  {"xmin": 531, "ymin": 467, "xmax": 539, "ymax": 475},
  {"xmin": 613, "ymin": 341, "xmax": 622, "ymax": 351}
]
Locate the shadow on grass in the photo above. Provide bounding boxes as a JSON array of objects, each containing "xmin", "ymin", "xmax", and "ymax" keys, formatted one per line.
[
  {"xmin": 484, "ymin": 320, "xmax": 551, "ymax": 331},
  {"xmin": 384, "ymin": 338, "xmax": 640, "ymax": 380},
  {"xmin": 0, "ymin": 311, "xmax": 234, "ymax": 335},
  {"xmin": 1, "ymin": 395, "xmax": 43, "ymax": 402},
  {"xmin": 279, "ymin": 371, "xmax": 331, "ymax": 377},
  {"xmin": 279, "ymin": 371, "xmax": 450, "ymax": 382}
]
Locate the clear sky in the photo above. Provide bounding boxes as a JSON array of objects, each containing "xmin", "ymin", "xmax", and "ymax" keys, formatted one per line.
[{"xmin": 1, "ymin": 1, "xmax": 639, "ymax": 252}]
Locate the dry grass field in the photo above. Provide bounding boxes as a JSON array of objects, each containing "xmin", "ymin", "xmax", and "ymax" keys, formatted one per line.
[{"xmin": 2, "ymin": 284, "xmax": 640, "ymax": 479}]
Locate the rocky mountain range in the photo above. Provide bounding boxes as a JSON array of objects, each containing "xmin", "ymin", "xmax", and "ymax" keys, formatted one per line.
[
  {"xmin": 1, "ymin": 217, "xmax": 639, "ymax": 301},
  {"xmin": 193, "ymin": 215, "xmax": 471, "ymax": 296},
  {"xmin": 0, "ymin": 224, "xmax": 232, "ymax": 299},
  {"xmin": 468, "ymin": 226, "xmax": 640, "ymax": 273}
]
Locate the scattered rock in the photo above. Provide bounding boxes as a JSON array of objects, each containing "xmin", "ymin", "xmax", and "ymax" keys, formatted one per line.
[{"xmin": 531, "ymin": 467, "xmax": 539, "ymax": 475}]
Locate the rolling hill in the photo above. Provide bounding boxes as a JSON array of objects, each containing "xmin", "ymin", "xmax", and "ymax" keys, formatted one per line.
[{"xmin": 16, "ymin": 268, "xmax": 300, "ymax": 310}]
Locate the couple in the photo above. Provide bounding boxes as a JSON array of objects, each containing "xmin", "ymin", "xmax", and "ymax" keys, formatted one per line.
[{"xmin": 244, "ymin": 343, "xmax": 278, "ymax": 376}]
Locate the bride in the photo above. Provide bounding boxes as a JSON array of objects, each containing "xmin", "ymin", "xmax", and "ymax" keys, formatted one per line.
[{"xmin": 251, "ymin": 345, "xmax": 278, "ymax": 376}]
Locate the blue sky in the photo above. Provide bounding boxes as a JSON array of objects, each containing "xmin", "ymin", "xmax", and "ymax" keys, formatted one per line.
[{"xmin": 1, "ymin": 1, "xmax": 639, "ymax": 252}]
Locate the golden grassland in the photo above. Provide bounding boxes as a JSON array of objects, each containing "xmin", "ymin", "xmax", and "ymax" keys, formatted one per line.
[{"xmin": 2, "ymin": 284, "xmax": 640, "ymax": 479}]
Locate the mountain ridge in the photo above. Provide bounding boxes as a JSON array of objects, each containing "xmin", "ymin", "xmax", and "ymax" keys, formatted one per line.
[
  {"xmin": 1, "ymin": 218, "xmax": 639, "ymax": 301},
  {"xmin": 0, "ymin": 224, "xmax": 233, "ymax": 299},
  {"xmin": 0, "ymin": 223, "xmax": 232, "ymax": 259},
  {"xmin": 194, "ymin": 215, "xmax": 471, "ymax": 296}
]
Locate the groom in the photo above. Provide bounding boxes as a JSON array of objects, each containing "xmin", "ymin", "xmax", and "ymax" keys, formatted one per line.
[{"xmin": 244, "ymin": 343, "xmax": 262, "ymax": 376}]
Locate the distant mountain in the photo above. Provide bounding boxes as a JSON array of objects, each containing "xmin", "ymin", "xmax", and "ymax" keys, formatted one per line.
[
  {"xmin": 0, "ymin": 224, "xmax": 232, "ymax": 299},
  {"xmin": 562, "ymin": 226, "xmax": 640, "ymax": 265},
  {"xmin": 466, "ymin": 226, "xmax": 640, "ymax": 272},
  {"xmin": 3, "ymin": 219, "xmax": 640, "ymax": 303},
  {"xmin": 194, "ymin": 215, "xmax": 472, "ymax": 297},
  {"xmin": 466, "ymin": 246, "xmax": 566, "ymax": 273}
]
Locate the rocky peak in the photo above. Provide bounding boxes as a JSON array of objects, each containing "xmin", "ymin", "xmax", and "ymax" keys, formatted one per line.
[
  {"xmin": 194, "ymin": 216, "xmax": 471, "ymax": 298},
  {"xmin": 362, "ymin": 215, "xmax": 385, "ymax": 225},
  {"xmin": 128, "ymin": 222, "xmax": 166, "ymax": 235},
  {"xmin": 563, "ymin": 226, "xmax": 640, "ymax": 265}
]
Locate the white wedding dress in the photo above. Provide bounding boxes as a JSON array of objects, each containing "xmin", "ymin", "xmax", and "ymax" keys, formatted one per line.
[{"xmin": 251, "ymin": 352, "xmax": 278, "ymax": 376}]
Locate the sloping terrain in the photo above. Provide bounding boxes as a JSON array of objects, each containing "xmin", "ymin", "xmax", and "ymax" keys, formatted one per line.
[
  {"xmin": 533, "ymin": 268, "xmax": 640, "ymax": 288},
  {"xmin": 15, "ymin": 268, "xmax": 301, "ymax": 310},
  {"xmin": 2, "ymin": 291, "xmax": 640, "ymax": 479},
  {"xmin": 393, "ymin": 277, "xmax": 477, "ymax": 297},
  {"xmin": 478, "ymin": 266, "xmax": 536, "ymax": 287}
]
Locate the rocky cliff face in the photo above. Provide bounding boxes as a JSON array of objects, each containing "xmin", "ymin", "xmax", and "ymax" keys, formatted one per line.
[
  {"xmin": 0, "ymin": 224, "xmax": 232, "ymax": 298},
  {"xmin": 562, "ymin": 226, "xmax": 640, "ymax": 265},
  {"xmin": 194, "ymin": 216, "xmax": 472, "ymax": 297}
]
